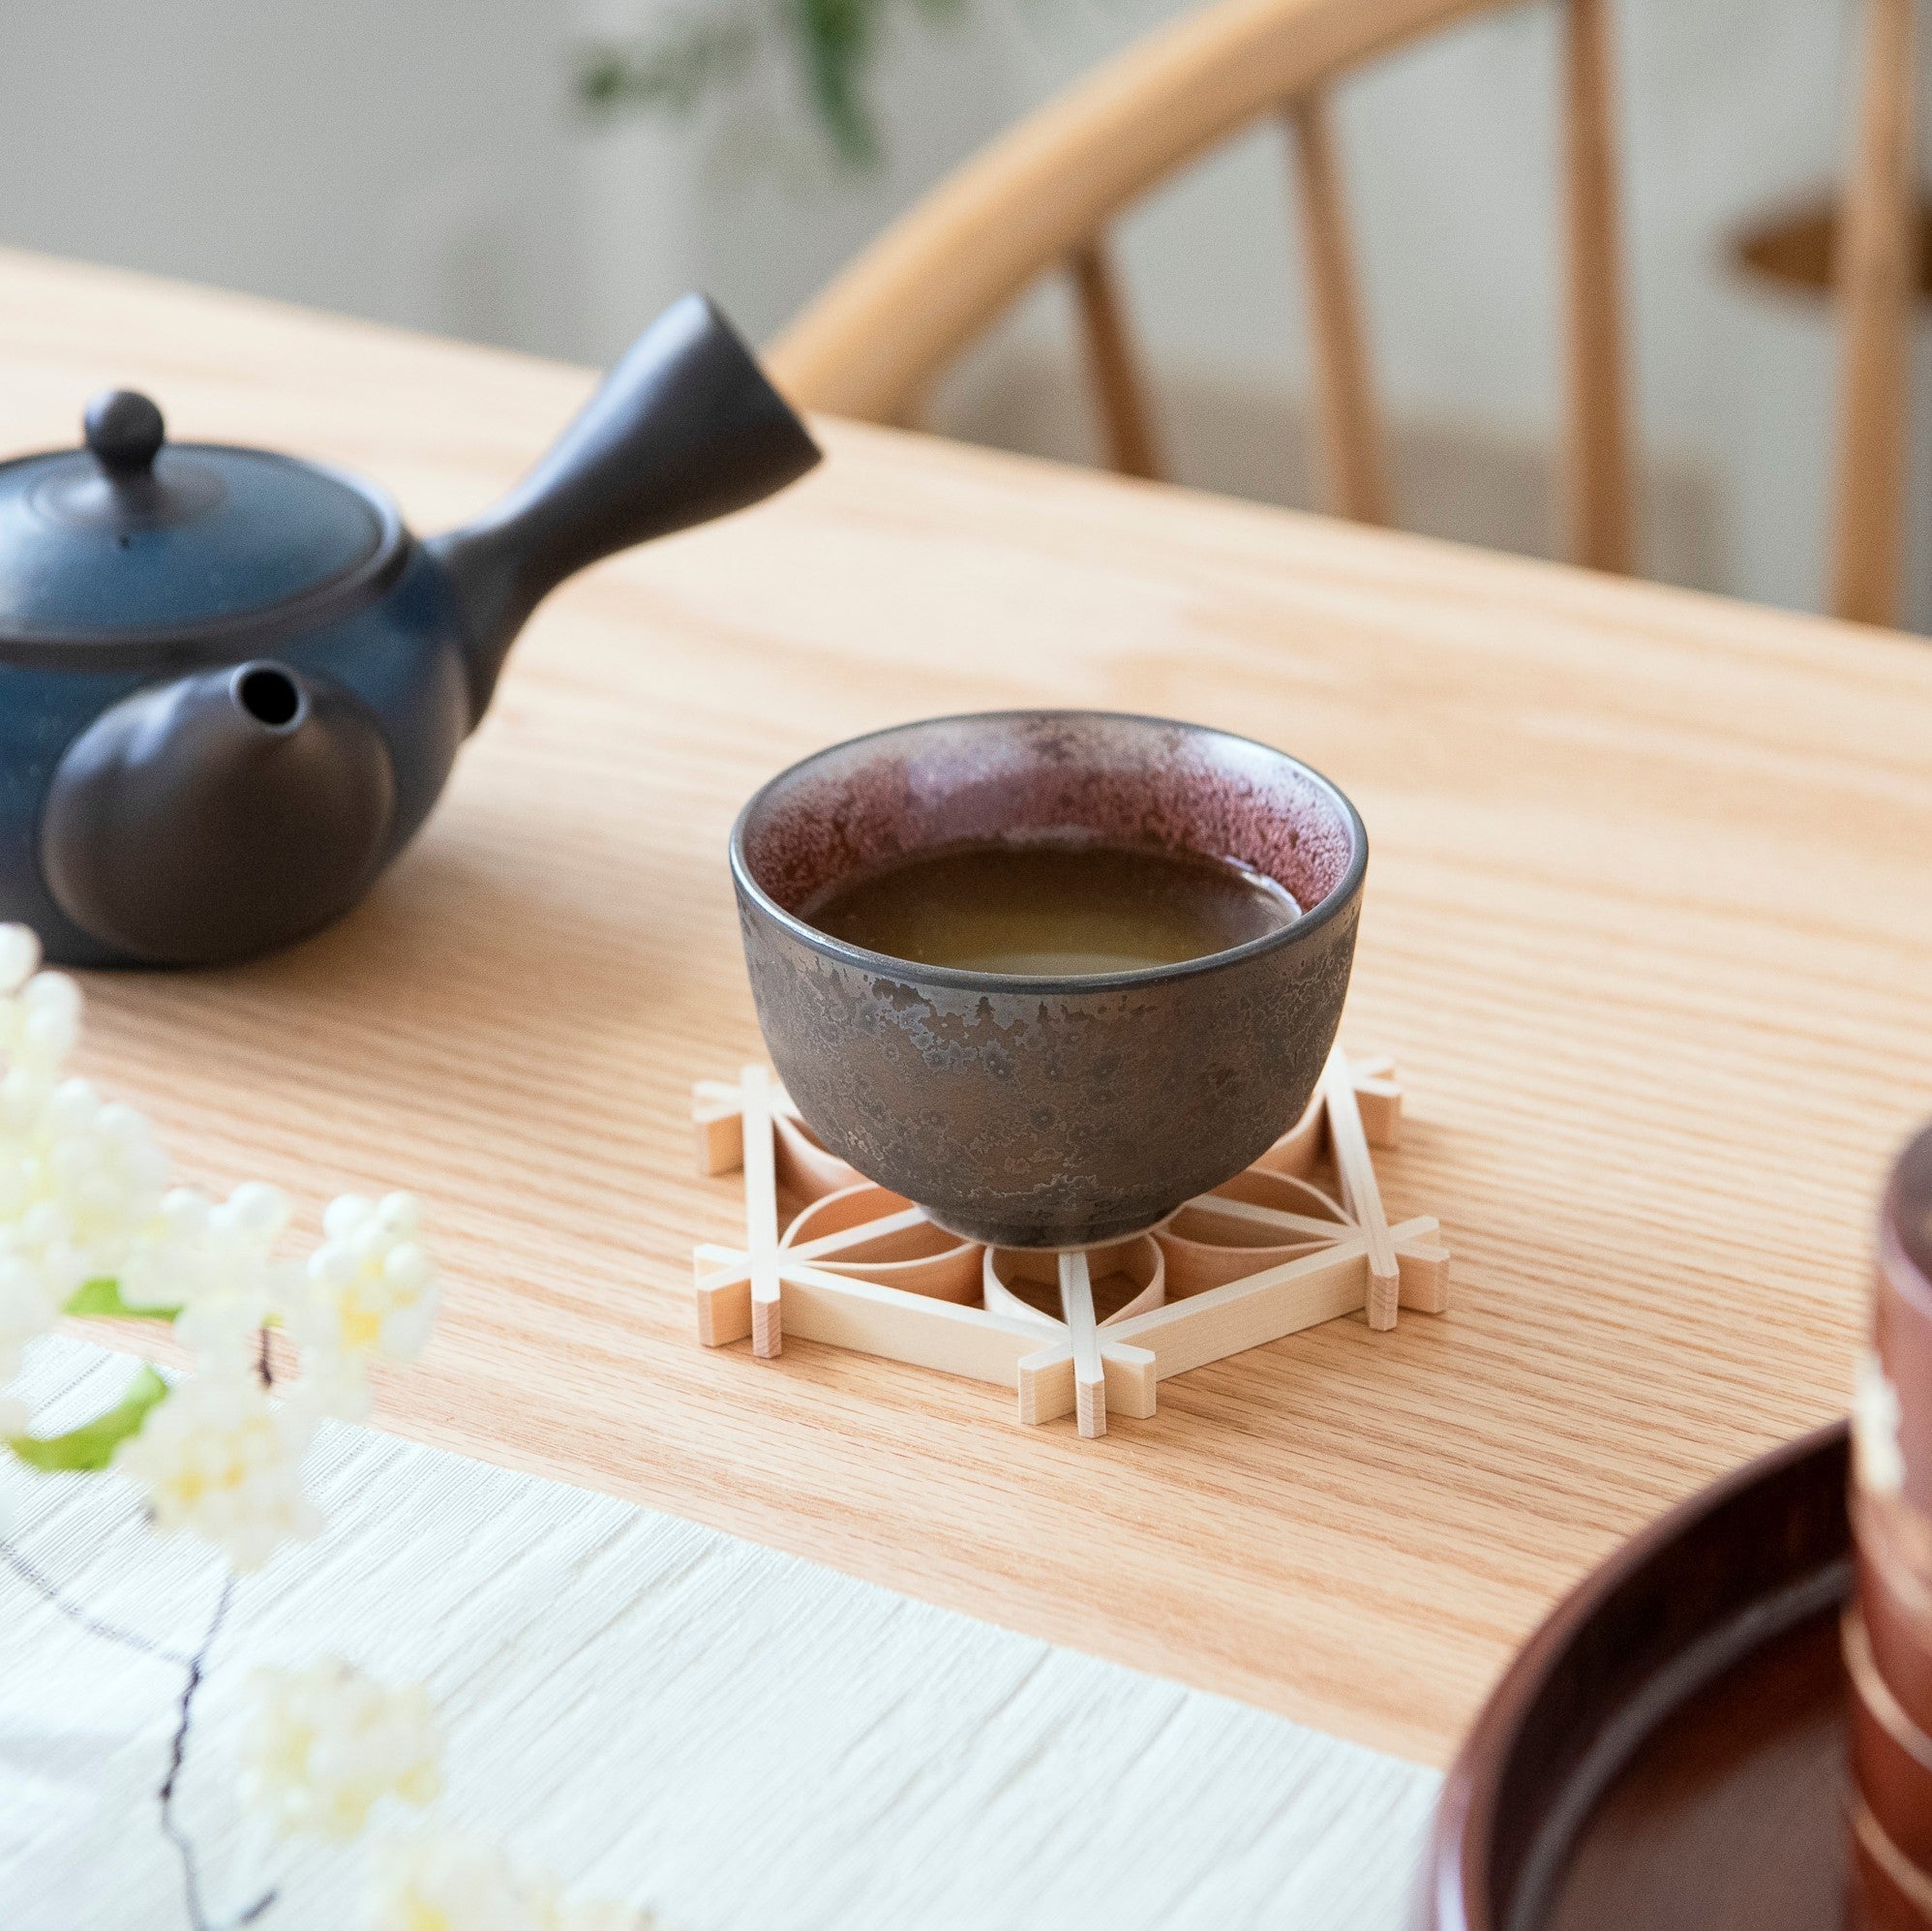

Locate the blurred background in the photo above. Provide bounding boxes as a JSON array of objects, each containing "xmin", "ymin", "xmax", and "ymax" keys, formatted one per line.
[{"xmin": 3, "ymin": 0, "xmax": 1928, "ymax": 624}]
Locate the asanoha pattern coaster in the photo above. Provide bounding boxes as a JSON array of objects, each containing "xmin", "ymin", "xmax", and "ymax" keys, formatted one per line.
[{"xmin": 691, "ymin": 1047, "xmax": 1448, "ymax": 1439}]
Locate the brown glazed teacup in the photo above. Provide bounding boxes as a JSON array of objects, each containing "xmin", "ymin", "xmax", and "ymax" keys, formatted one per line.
[
  {"xmin": 1850, "ymin": 1121, "xmax": 1932, "ymax": 1927},
  {"xmin": 730, "ymin": 710, "xmax": 1367, "ymax": 1249}
]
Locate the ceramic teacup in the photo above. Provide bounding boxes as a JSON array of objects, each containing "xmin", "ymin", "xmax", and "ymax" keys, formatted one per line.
[{"xmin": 730, "ymin": 709, "xmax": 1367, "ymax": 1249}]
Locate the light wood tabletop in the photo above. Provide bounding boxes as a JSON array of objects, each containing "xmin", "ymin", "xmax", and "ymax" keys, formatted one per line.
[{"xmin": 11, "ymin": 246, "xmax": 1930, "ymax": 1768}]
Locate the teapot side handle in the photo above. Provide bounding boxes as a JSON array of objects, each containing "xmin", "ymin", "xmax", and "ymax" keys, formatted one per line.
[{"xmin": 428, "ymin": 295, "xmax": 820, "ymax": 725}]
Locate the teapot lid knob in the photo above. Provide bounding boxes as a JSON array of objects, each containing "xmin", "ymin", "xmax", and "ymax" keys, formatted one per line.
[{"xmin": 83, "ymin": 390, "xmax": 166, "ymax": 479}]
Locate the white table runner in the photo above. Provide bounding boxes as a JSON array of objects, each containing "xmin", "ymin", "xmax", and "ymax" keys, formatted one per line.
[{"xmin": 1, "ymin": 1338, "xmax": 1439, "ymax": 1929}]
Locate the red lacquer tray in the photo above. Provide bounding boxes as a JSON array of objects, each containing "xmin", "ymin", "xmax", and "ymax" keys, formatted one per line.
[{"xmin": 1422, "ymin": 1421, "xmax": 1853, "ymax": 1931}]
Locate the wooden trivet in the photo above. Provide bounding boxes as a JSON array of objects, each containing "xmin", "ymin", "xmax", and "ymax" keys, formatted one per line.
[{"xmin": 691, "ymin": 1046, "xmax": 1448, "ymax": 1438}]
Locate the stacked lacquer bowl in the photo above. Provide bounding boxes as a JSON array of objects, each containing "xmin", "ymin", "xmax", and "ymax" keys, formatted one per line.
[{"xmin": 1851, "ymin": 1122, "xmax": 1932, "ymax": 1927}]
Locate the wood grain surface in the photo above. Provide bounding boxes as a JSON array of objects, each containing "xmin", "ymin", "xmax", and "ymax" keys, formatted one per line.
[{"xmin": 8, "ymin": 246, "xmax": 1931, "ymax": 1766}]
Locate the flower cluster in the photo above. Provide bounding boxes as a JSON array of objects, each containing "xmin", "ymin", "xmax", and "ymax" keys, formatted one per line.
[
  {"xmin": 241, "ymin": 1659, "xmax": 441, "ymax": 1840},
  {"xmin": 120, "ymin": 1182, "xmax": 290, "ymax": 1364},
  {"xmin": 0, "ymin": 922, "xmax": 438, "ymax": 1572},
  {"xmin": 0, "ymin": 925, "xmax": 664, "ymax": 1931},
  {"xmin": 368, "ymin": 1832, "xmax": 654, "ymax": 1931},
  {"xmin": 0, "ymin": 930, "xmax": 168, "ymax": 1382},
  {"xmin": 116, "ymin": 1373, "xmax": 322, "ymax": 1574},
  {"xmin": 236, "ymin": 1671, "xmax": 657, "ymax": 1929},
  {"xmin": 287, "ymin": 1192, "xmax": 439, "ymax": 1422}
]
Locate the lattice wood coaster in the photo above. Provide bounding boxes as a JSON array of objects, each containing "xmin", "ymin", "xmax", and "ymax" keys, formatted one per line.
[{"xmin": 691, "ymin": 1047, "xmax": 1448, "ymax": 1438}]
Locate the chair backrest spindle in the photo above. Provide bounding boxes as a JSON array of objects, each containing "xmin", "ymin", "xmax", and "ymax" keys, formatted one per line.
[
  {"xmin": 1560, "ymin": 0, "xmax": 1634, "ymax": 575},
  {"xmin": 1831, "ymin": 0, "xmax": 1919, "ymax": 628},
  {"xmin": 1285, "ymin": 90, "xmax": 1391, "ymax": 524},
  {"xmin": 1069, "ymin": 239, "xmax": 1166, "ymax": 479}
]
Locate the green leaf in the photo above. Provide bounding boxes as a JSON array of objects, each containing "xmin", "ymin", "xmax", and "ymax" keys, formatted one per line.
[
  {"xmin": 574, "ymin": 12, "xmax": 764, "ymax": 119},
  {"xmin": 9, "ymin": 1365, "xmax": 169, "ymax": 1471},
  {"xmin": 63, "ymin": 1278, "xmax": 179, "ymax": 1322},
  {"xmin": 572, "ymin": 0, "xmax": 905, "ymax": 169},
  {"xmin": 786, "ymin": 0, "xmax": 885, "ymax": 167}
]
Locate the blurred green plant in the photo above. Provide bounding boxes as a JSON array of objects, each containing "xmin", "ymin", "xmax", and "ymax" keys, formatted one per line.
[{"xmin": 577, "ymin": 0, "xmax": 967, "ymax": 170}]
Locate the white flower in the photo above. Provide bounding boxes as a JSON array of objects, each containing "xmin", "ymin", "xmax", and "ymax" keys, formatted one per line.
[
  {"xmin": 0, "ymin": 1259, "xmax": 57, "ymax": 1386},
  {"xmin": 288, "ymin": 1194, "xmax": 438, "ymax": 1419},
  {"xmin": 0, "ymin": 924, "xmax": 42, "ymax": 998},
  {"xmin": 0, "ymin": 1059, "xmax": 170, "ymax": 1373},
  {"xmin": 240, "ymin": 1658, "xmax": 439, "ymax": 1840},
  {"xmin": 1855, "ymin": 1350, "xmax": 1906, "ymax": 1496},
  {"xmin": 366, "ymin": 1833, "xmax": 654, "ymax": 1931},
  {"xmin": 0, "ymin": 952, "xmax": 80, "ymax": 1078},
  {"xmin": 365, "ymin": 1834, "xmax": 548, "ymax": 1931},
  {"xmin": 0, "ymin": 948, "xmax": 166, "ymax": 1375},
  {"xmin": 113, "ymin": 1370, "xmax": 318, "ymax": 1571},
  {"xmin": 123, "ymin": 1183, "xmax": 295, "ymax": 1372}
]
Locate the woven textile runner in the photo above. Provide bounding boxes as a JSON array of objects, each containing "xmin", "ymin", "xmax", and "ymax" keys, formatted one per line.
[{"xmin": 0, "ymin": 1338, "xmax": 1438, "ymax": 1929}]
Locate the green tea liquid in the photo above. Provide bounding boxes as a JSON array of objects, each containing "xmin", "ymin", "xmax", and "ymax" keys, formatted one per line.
[{"xmin": 804, "ymin": 839, "xmax": 1300, "ymax": 977}]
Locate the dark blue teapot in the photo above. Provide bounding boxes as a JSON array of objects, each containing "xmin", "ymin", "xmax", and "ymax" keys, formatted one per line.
[{"xmin": 0, "ymin": 295, "xmax": 818, "ymax": 967}]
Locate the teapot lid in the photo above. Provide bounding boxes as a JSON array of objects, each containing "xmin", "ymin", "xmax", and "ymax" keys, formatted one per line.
[{"xmin": 0, "ymin": 391, "xmax": 404, "ymax": 659}]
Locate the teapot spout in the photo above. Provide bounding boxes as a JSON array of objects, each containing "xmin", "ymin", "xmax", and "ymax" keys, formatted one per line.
[
  {"xmin": 427, "ymin": 294, "xmax": 820, "ymax": 727},
  {"xmin": 40, "ymin": 661, "xmax": 397, "ymax": 966}
]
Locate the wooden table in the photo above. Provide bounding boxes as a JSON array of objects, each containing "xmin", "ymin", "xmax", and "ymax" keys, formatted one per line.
[{"xmin": 11, "ymin": 247, "xmax": 1930, "ymax": 1768}]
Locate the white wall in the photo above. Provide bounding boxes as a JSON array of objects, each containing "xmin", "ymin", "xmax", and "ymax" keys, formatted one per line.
[
  {"xmin": 0, "ymin": 0, "xmax": 588, "ymax": 354},
  {"xmin": 2, "ymin": 0, "xmax": 1927, "ymax": 624}
]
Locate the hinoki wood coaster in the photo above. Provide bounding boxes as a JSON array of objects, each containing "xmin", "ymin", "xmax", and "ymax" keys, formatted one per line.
[{"xmin": 691, "ymin": 1046, "xmax": 1448, "ymax": 1438}]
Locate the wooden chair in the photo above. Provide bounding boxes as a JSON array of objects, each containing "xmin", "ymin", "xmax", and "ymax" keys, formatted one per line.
[
  {"xmin": 1833, "ymin": 0, "xmax": 1919, "ymax": 626},
  {"xmin": 767, "ymin": 0, "xmax": 1920, "ymax": 626}
]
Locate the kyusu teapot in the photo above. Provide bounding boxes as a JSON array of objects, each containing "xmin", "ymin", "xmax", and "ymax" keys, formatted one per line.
[{"xmin": 0, "ymin": 295, "xmax": 819, "ymax": 966}]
